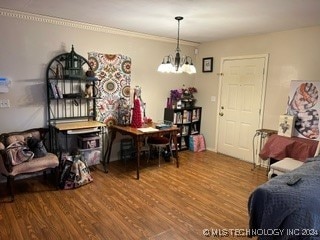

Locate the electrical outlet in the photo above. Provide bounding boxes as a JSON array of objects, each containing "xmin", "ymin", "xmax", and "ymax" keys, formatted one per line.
[
  {"xmin": 0, "ymin": 99, "xmax": 10, "ymax": 108},
  {"xmin": 4, "ymin": 99, "xmax": 10, "ymax": 108}
]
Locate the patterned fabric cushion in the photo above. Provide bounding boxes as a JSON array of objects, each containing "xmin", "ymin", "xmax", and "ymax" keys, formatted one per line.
[
  {"xmin": 6, "ymin": 131, "xmax": 41, "ymax": 145},
  {"xmin": 8, "ymin": 153, "xmax": 59, "ymax": 176}
]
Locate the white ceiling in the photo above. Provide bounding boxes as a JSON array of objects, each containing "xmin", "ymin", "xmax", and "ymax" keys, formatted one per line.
[{"xmin": 1, "ymin": 0, "xmax": 320, "ymax": 43}]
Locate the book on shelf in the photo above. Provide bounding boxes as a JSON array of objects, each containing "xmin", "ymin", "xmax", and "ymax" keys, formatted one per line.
[
  {"xmin": 55, "ymin": 84, "xmax": 63, "ymax": 98},
  {"xmin": 183, "ymin": 110, "xmax": 191, "ymax": 123},
  {"xmin": 192, "ymin": 109, "xmax": 199, "ymax": 121},
  {"xmin": 191, "ymin": 124, "xmax": 199, "ymax": 134},
  {"xmin": 180, "ymin": 137, "xmax": 188, "ymax": 149},
  {"xmin": 174, "ymin": 112, "xmax": 182, "ymax": 124},
  {"xmin": 50, "ymin": 82, "xmax": 59, "ymax": 99},
  {"xmin": 182, "ymin": 125, "xmax": 189, "ymax": 136}
]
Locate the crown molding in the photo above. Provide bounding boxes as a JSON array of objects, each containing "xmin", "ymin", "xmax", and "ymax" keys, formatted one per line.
[{"xmin": 0, "ymin": 8, "xmax": 199, "ymax": 47}]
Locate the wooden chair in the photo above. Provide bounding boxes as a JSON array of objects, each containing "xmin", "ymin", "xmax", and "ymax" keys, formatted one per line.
[
  {"xmin": 147, "ymin": 135, "xmax": 172, "ymax": 167},
  {"xmin": 120, "ymin": 138, "xmax": 135, "ymax": 167}
]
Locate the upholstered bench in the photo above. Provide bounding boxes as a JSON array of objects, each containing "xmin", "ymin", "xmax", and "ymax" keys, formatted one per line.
[
  {"xmin": 0, "ymin": 128, "xmax": 59, "ymax": 201},
  {"xmin": 267, "ymin": 140, "xmax": 320, "ymax": 179},
  {"xmin": 267, "ymin": 158, "xmax": 303, "ymax": 179}
]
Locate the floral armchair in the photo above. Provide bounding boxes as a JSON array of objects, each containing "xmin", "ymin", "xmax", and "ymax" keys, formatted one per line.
[{"xmin": 0, "ymin": 128, "xmax": 59, "ymax": 201}]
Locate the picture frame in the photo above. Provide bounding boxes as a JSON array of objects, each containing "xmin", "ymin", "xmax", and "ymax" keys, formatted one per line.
[
  {"xmin": 278, "ymin": 114, "xmax": 296, "ymax": 137},
  {"xmin": 202, "ymin": 57, "xmax": 213, "ymax": 72}
]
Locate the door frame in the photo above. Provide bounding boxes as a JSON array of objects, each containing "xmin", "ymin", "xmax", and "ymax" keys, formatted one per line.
[{"xmin": 215, "ymin": 54, "xmax": 269, "ymax": 157}]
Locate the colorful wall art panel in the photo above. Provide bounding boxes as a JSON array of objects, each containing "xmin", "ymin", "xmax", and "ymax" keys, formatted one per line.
[
  {"xmin": 287, "ymin": 80, "xmax": 320, "ymax": 140},
  {"xmin": 88, "ymin": 53, "xmax": 131, "ymax": 126}
]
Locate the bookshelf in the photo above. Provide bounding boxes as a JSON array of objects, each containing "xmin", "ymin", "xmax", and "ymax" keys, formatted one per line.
[{"xmin": 164, "ymin": 107, "xmax": 202, "ymax": 151}]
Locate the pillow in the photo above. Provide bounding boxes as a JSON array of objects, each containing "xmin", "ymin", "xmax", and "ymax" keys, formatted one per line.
[
  {"xmin": 6, "ymin": 141, "xmax": 34, "ymax": 165},
  {"xmin": 7, "ymin": 134, "xmax": 27, "ymax": 145},
  {"xmin": 27, "ymin": 137, "xmax": 47, "ymax": 158}
]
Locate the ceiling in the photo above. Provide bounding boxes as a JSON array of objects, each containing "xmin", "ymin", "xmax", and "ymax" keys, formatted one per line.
[{"xmin": 1, "ymin": 0, "xmax": 320, "ymax": 43}]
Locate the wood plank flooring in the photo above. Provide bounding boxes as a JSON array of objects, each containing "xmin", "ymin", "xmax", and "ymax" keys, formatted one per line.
[{"xmin": 0, "ymin": 150, "xmax": 267, "ymax": 239}]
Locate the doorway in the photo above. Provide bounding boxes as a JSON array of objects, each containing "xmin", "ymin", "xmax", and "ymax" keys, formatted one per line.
[{"xmin": 216, "ymin": 54, "xmax": 268, "ymax": 162}]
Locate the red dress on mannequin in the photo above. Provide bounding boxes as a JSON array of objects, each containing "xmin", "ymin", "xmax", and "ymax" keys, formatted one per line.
[{"xmin": 131, "ymin": 97, "xmax": 143, "ymax": 128}]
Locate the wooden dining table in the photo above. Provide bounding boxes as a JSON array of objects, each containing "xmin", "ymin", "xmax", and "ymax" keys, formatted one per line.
[{"xmin": 102, "ymin": 124, "xmax": 180, "ymax": 179}]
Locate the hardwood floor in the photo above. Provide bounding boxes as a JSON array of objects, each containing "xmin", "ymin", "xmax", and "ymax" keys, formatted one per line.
[{"xmin": 0, "ymin": 151, "xmax": 267, "ymax": 239}]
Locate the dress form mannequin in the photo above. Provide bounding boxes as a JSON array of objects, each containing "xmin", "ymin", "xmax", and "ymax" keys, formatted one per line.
[{"xmin": 131, "ymin": 86, "xmax": 144, "ymax": 128}]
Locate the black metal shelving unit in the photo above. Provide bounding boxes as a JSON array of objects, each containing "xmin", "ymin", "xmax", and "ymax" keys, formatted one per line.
[{"xmin": 46, "ymin": 45, "xmax": 104, "ymax": 165}]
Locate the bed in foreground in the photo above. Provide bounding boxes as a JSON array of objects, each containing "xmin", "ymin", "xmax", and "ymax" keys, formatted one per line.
[{"xmin": 248, "ymin": 157, "xmax": 320, "ymax": 240}]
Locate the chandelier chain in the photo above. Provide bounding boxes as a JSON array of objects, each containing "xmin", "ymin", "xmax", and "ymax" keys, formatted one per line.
[{"xmin": 176, "ymin": 17, "xmax": 181, "ymax": 52}]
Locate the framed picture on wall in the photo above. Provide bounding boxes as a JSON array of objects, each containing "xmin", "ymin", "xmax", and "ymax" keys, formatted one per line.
[{"xmin": 202, "ymin": 57, "xmax": 213, "ymax": 72}]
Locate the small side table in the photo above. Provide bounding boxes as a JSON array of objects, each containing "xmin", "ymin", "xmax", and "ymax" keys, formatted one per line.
[{"xmin": 252, "ymin": 129, "xmax": 277, "ymax": 170}]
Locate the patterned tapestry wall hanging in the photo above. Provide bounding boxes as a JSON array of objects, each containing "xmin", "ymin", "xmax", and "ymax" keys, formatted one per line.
[
  {"xmin": 287, "ymin": 80, "xmax": 320, "ymax": 140},
  {"xmin": 88, "ymin": 53, "xmax": 131, "ymax": 126}
]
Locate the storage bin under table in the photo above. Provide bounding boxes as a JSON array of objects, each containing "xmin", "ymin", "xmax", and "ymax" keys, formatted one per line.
[
  {"xmin": 79, "ymin": 147, "xmax": 102, "ymax": 166},
  {"xmin": 77, "ymin": 134, "xmax": 101, "ymax": 149}
]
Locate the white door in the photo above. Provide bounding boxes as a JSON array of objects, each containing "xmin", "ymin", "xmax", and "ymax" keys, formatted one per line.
[{"xmin": 217, "ymin": 55, "xmax": 267, "ymax": 162}]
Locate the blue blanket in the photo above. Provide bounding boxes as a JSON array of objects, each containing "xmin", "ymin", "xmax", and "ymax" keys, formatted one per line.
[{"xmin": 248, "ymin": 157, "xmax": 320, "ymax": 240}]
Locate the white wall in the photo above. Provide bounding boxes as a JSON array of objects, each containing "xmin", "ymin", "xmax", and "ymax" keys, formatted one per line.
[
  {"xmin": 196, "ymin": 26, "xmax": 320, "ymax": 151},
  {"xmin": 1, "ymin": 9, "xmax": 320, "ymax": 158},
  {"xmin": 0, "ymin": 11, "xmax": 196, "ymax": 134},
  {"xmin": 0, "ymin": 11, "xmax": 198, "ymax": 163}
]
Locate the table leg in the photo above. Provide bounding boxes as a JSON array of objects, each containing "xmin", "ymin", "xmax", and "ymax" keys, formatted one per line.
[
  {"xmin": 135, "ymin": 136, "xmax": 142, "ymax": 180},
  {"xmin": 252, "ymin": 131, "xmax": 260, "ymax": 170},
  {"xmin": 103, "ymin": 128, "xmax": 116, "ymax": 173},
  {"xmin": 173, "ymin": 133, "xmax": 179, "ymax": 168},
  {"xmin": 252, "ymin": 129, "xmax": 277, "ymax": 172}
]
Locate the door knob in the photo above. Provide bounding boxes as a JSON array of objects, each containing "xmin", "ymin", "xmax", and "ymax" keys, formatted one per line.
[{"xmin": 219, "ymin": 112, "xmax": 224, "ymax": 116}]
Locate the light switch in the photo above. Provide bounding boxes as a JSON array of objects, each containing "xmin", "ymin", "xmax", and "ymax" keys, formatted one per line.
[
  {"xmin": 211, "ymin": 96, "xmax": 216, "ymax": 102},
  {"xmin": 0, "ymin": 99, "xmax": 10, "ymax": 108}
]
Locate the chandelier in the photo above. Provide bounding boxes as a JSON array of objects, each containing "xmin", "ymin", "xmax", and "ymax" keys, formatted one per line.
[{"xmin": 157, "ymin": 16, "xmax": 196, "ymax": 74}]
